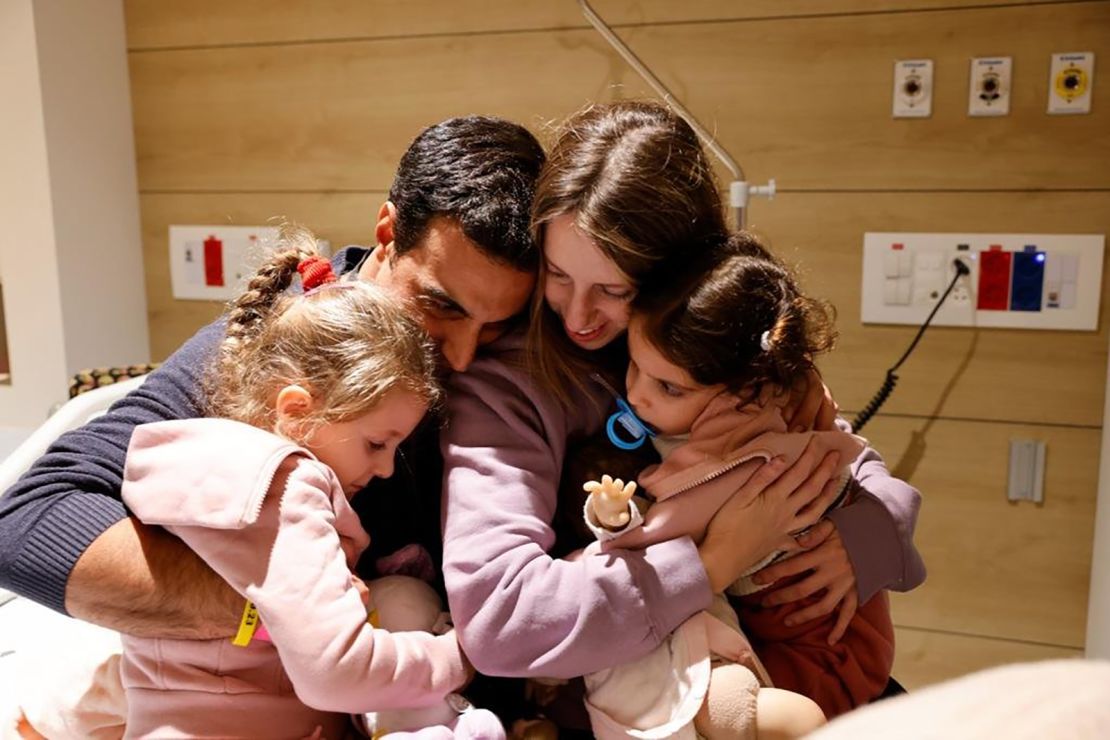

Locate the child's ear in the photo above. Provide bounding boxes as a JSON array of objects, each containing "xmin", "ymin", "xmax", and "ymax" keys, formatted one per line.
[{"xmin": 275, "ymin": 384, "xmax": 315, "ymax": 439}]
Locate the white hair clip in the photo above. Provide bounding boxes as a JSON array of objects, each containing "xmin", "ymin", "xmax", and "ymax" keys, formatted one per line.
[{"xmin": 760, "ymin": 330, "xmax": 772, "ymax": 352}]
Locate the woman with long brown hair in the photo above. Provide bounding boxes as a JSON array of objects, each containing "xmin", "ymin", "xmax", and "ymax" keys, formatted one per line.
[{"xmin": 440, "ymin": 101, "xmax": 924, "ymax": 732}]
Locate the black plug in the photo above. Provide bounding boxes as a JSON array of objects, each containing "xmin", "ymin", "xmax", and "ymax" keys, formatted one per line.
[{"xmin": 953, "ymin": 257, "xmax": 971, "ymax": 277}]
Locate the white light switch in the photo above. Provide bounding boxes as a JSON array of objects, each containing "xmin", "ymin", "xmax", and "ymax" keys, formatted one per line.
[{"xmin": 884, "ymin": 251, "xmax": 901, "ymax": 278}]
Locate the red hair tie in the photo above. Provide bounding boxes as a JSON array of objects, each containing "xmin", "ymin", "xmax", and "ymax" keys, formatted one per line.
[{"xmin": 297, "ymin": 256, "xmax": 337, "ymax": 292}]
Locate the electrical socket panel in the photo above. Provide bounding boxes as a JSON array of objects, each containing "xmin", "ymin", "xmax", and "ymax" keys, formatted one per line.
[
  {"xmin": 169, "ymin": 225, "xmax": 281, "ymax": 301},
  {"xmin": 1048, "ymin": 52, "xmax": 1095, "ymax": 114},
  {"xmin": 861, "ymin": 233, "xmax": 1104, "ymax": 330},
  {"xmin": 969, "ymin": 56, "xmax": 1012, "ymax": 116},
  {"xmin": 892, "ymin": 59, "xmax": 933, "ymax": 118}
]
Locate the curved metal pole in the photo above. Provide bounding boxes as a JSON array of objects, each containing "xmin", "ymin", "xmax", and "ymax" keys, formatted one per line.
[{"xmin": 577, "ymin": 0, "xmax": 775, "ymax": 228}]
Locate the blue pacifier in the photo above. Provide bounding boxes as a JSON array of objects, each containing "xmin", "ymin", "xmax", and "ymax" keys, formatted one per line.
[
  {"xmin": 606, "ymin": 398, "xmax": 656, "ymax": 450},
  {"xmin": 591, "ymin": 372, "xmax": 657, "ymax": 450}
]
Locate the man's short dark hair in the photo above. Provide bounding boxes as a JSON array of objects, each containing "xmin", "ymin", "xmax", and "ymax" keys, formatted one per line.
[{"xmin": 389, "ymin": 116, "xmax": 545, "ymax": 273}]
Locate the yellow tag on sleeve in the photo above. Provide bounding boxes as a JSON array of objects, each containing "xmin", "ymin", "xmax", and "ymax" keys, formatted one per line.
[{"xmin": 231, "ymin": 600, "xmax": 260, "ymax": 647}]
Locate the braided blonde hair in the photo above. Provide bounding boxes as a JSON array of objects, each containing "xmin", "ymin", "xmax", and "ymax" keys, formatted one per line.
[{"xmin": 204, "ymin": 223, "xmax": 441, "ymax": 442}]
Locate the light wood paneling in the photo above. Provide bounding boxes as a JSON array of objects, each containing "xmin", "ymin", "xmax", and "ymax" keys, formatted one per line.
[
  {"xmin": 141, "ymin": 192, "xmax": 1110, "ymax": 424},
  {"xmin": 123, "ymin": 0, "xmax": 1079, "ymax": 49},
  {"xmin": 128, "ymin": 2, "xmax": 1110, "ymax": 192},
  {"xmin": 892, "ymin": 627, "xmax": 1083, "ymax": 689},
  {"xmin": 140, "ymin": 192, "xmax": 384, "ymax": 359},
  {"xmin": 866, "ymin": 416, "xmax": 1098, "ymax": 647},
  {"xmin": 612, "ymin": 3, "xmax": 1110, "ymax": 192},
  {"xmin": 127, "ymin": 31, "xmax": 624, "ymax": 192},
  {"xmin": 755, "ymin": 191, "xmax": 1110, "ymax": 428}
]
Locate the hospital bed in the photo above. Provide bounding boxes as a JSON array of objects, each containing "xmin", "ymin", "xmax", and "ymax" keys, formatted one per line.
[{"xmin": 0, "ymin": 376, "xmax": 146, "ymax": 731}]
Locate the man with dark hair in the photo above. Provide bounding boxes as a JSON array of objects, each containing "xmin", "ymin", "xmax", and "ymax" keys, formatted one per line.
[
  {"xmin": 389, "ymin": 116, "xmax": 540, "ymax": 271},
  {"xmin": 0, "ymin": 115, "xmax": 543, "ymax": 640}
]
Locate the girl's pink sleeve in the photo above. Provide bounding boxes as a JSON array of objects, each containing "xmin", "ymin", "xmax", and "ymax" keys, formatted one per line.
[
  {"xmin": 441, "ymin": 354, "xmax": 713, "ymax": 679},
  {"xmin": 167, "ymin": 458, "xmax": 468, "ymax": 713}
]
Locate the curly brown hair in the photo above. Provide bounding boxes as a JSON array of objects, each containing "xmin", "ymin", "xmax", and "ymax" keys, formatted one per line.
[{"xmin": 635, "ymin": 231, "xmax": 837, "ymax": 400}]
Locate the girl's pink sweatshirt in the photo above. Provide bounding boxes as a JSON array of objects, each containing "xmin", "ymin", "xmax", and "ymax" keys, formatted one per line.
[{"xmin": 120, "ymin": 418, "xmax": 468, "ymax": 738}]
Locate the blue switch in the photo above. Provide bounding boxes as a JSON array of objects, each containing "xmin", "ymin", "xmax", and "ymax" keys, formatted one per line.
[{"xmin": 1011, "ymin": 251, "xmax": 1045, "ymax": 311}]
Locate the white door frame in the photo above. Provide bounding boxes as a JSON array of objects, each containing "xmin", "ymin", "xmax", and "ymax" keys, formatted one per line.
[{"xmin": 1087, "ymin": 342, "xmax": 1110, "ymax": 658}]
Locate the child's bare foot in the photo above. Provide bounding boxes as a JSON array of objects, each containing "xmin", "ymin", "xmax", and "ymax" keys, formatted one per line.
[{"xmin": 755, "ymin": 688, "xmax": 825, "ymax": 739}]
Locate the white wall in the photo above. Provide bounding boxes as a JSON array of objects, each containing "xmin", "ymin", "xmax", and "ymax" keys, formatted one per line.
[
  {"xmin": 1088, "ymin": 351, "xmax": 1110, "ymax": 659},
  {"xmin": 0, "ymin": 427, "xmax": 34, "ymax": 465},
  {"xmin": 0, "ymin": 0, "xmax": 148, "ymax": 427}
]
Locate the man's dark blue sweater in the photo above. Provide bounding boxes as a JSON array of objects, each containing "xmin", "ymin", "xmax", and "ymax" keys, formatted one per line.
[{"xmin": 0, "ymin": 248, "xmax": 444, "ymax": 613}]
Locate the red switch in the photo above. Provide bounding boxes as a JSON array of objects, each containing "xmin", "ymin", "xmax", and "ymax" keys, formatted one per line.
[
  {"xmin": 203, "ymin": 235, "xmax": 224, "ymax": 287},
  {"xmin": 977, "ymin": 250, "xmax": 1011, "ymax": 310}
]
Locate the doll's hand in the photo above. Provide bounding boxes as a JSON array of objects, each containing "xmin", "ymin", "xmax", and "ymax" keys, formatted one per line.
[
  {"xmin": 584, "ymin": 475, "xmax": 637, "ymax": 529},
  {"xmin": 750, "ymin": 519, "xmax": 858, "ymax": 644}
]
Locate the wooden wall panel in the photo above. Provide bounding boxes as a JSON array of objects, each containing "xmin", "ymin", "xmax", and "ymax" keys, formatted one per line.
[
  {"xmin": 868, "ymin": 416, "xmax": 1098, "ymax": 647},
  {"xmin": 755, "ymin": 191, "xmax": 1110, "ymax": 427},
  {"xmin": 893, "ymin": 627, "xmax": 1083, "ymax": 689},
  {"xmin": 608, "ymin": 3, "xmax": 1110, "ymax": 191},
  {"xmin": 128, "ymin": 32, "xmax": 624, "ymax": 192},
  {"xmin": 141, "ymin": 190, "xmax": 1110, "ymax": 427},
  {"xmin": 123, "ymin": 0, "xmax": 1078, "ymax": 49},
  {"xmin": 140, "ymin": 192, "xmax": 384, "ymax": 359},
  {"xmin": 128, "ymin": 1, "xmax": 1110, "ymax": 193}
]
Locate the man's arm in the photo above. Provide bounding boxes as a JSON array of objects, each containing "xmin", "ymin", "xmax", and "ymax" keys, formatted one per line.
[
  {"xmin": 66, "ymin": 517, "xmax": 240, "ymax": 638},
  {"xmin": 0, "ymin": 322, "xmax": 239, "ymax": 637}
]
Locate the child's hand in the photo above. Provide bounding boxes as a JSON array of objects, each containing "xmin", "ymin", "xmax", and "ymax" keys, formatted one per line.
[
  {"xmin": 751, "ymin": 519, "xmax": 858, "ymax": 643},
  {"xmin": 584, "ymin": 474, "xmax": 637, "ymax": 529}
]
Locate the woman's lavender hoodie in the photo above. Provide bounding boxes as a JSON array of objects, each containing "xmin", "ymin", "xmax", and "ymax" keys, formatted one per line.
[{"xmin": 441, "ymin": 339, "xmax": 925, "ymax": 680}]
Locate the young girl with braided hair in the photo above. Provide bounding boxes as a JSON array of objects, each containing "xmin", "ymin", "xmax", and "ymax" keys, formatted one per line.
[
  {"xmin": 578, "ymin": 231, "xmax": 901, "ymax": 738},
  {"xmin": 116, "ymin": 225, "xmax": 501, "ymax": 738}
]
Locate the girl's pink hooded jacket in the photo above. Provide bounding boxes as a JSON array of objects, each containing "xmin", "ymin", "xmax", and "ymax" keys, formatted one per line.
[
  {"xmin": 607, "ymin": 389, "xmax": 867, "ymax": 554},
  {"xmin": 119, "ymin": 418, "xmax": 468, "ymax": 739}
]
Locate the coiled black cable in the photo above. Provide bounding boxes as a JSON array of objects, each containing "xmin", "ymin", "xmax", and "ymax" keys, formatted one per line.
[{"xmin": 853, "ymin": 258, "xmax": 971, "ymax": 432}]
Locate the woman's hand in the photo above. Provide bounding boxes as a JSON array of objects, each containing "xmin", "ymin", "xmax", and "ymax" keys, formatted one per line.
[
  {"xmin": 698, "ymin": 443, "xmax": 843, "ymax": 594},
  {"xmin": 751, "ymin": 520, "xmax": 859, "ymax": 644}
]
